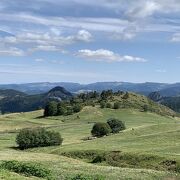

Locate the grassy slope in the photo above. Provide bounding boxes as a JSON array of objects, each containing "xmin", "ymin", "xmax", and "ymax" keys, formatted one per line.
[{"xmin": 0, "ymin": 107, "xmax": 179, "ymax": 179}]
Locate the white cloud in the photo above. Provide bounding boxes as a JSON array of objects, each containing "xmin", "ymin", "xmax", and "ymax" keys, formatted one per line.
[
  {"xmin": 126, "ymin": 1, "xmax": 160, "ymax": 19},
  {"xmin": 76, "ymin": 49, "xmax": 147, "ymax": 63},
  {"xmin": 156, "ymin": 69, "xmax": 167, "ymax": 73},
  {"xmin": 2, "ymin": 30, "xmax": 92, "ymax": 46},
  {"xmin": 171, "ymin": 33, "xmax": 180, "ymax": 42},
  {"xmin": 0, "ymin": 47, "xmax": 25, "ymax": 56},
  {"xmin": 0, "ymin": 29, "xmax": 92, "ymax": 55},
  {"xmin": 30, "ymin": 45, "xmax": 64, "ymax": 52},
  {"xmin": 35, "ymin": 58, "xmax": 44, "ymax": 62},
  {"xmin": 76, "ymin": 30, "xmax": 93, "ymax": 42}
]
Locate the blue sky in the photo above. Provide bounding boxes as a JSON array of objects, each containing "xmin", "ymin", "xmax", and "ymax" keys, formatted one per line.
[{"xmin": 0, "ymin": 0, "xmax": 180, "ymax": 84}]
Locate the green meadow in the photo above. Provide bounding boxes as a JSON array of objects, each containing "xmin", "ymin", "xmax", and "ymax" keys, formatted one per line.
[{"xmin": 0, "ymin": 106, "xmax": 179, "ymax": 179}]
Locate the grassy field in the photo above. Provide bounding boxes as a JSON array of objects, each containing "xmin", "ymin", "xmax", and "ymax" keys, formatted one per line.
[{"xmin": 0, "ymin": 106, "xmax": 179, "ymax": 179}]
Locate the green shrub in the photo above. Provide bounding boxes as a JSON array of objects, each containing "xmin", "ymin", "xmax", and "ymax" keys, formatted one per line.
[
  {"xmin": 16, "ymin": 128, "xmax": 63, "ymax": 149},
  {"xmin": 91, "ymin": 122, "xmax": 111, "ymax": 137},
  {"xmin": 44, "ymin": 101, "xmax": 58, "ymax": 117},
  {"xmin": 65, "ymin": 106, "xmax": 74, "ymax": 115},
  {"xmin": 73, "ymin": 104, "xmax": 82, "ymax": 113},
  {"xmin": 92, "ymin": 155, "xmax": 106, "ymax": 163},
  {"xmin": 113, "ymin": 102, "xmax": 120, "ymax": 109},
  {"xmin": 106, "ymin": 103, "xmax": 112, "ymax": 108},
  {"xmin": 107, "ymin": 118, "xmax": 126, "ymax": 133},
  {"xmin": 100, "ymin": 101, "xmax": 106, "ymax": 108},
  {"xmin": 123, "ymin": 92, "xmax": 129, "ymax": 99},
  {"xmin": 143, "ymin": 104, "xmax": 148, "ymax": 112},
  {"xmin": 0, "ymin": 160, "xmax": 53, "ymax": 179}
]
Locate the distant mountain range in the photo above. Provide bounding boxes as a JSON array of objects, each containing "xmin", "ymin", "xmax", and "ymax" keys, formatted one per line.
[
  {"xmin": 0, "ymin": 82, "xmax": 180, "ymax": 113},
  {"xmin": 0, "ymin": 82, "xmax": 180, "ymax": 96}
]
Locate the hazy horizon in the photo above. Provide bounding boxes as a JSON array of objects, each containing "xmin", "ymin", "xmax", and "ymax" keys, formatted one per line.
[{"xmin": 0, "ymin": 81, "xmax": 180, "ymax": 86}]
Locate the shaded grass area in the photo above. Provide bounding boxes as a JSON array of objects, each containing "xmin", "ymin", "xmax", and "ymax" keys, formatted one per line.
[{"xmin": 61, "ymin": 150, "xmax": 180, "ymax": 173}]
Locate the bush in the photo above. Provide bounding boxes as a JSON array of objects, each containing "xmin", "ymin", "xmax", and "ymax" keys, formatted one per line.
[
  {"xmin": 113, "ymin": 102, "xmax": 120, "ymax": 109},
  {"xmin": 73, "ymin": 104, "xmax": 82, "ymax": 113},
  {"xmin": 106, "ymin": 103, "xmax": 112, "ymax": 108},
  {"xmin": 123, "ymin": 92, "xmax": 129, "ymax": 99},
  {"xmin": 100, "ymin": 101, "xmax": 106, "ymax": 108},
  {"xmin": 65, "ymin": 106, "xmax": 74, "ymax": 115},
  {"xmin": 92, "ymin": 155, "xmax": 106, "ymax": 163},
  {"xmin": 143, "ymin": 104, "xmax": 148, "ymax": 112},
  {"xmin": 0, "ymin": 160, "xmax": 53, "ymax": 179},
  {"xmin": 91, "ymin": 122, "xmax": 111, "ymax": 137},
  {"xmin": 44, "ymin": 101, "xmax": 58, "ymax": 117},
  {"xmin": 16, "ymin": 128, "xmax": 63, "ymax": 150},
  {"xmin": 107, "ymin": 118, "xmax": 126, "ymax": 133}
]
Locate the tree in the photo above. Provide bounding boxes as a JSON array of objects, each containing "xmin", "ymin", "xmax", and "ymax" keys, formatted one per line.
[
  {"xmin": 101, "ymin": 90, "xmax": 113, "ymax": 100},
  {"xmin": 143, "ymin": 104, "xmax": 148, "ymax": 112},
  {"xmin": 106, "ymin": 102, "xmax": 112, "ymax": 108},
  {"xmin": 100, "ymin": 101, "xmax": 106, "ymax": 108},
  {"xmin": 73, "ymin": 104, "xmax": 82, "ymax": 113},
  {"xmin": 123, "ymin": 92, "xmax": 129, "ymax": 99},
  {"xmin": 91, "ymin": 122, "xmax": 111, "ymax": 137},
  {"xmin": 57, "ymin": 103, "xmax": 66, "ymax": 115},
  {"xmin": 107, "ymin": 118, "xmax": 125, "ymax": 133},
  {"xmin": 16, "ymin": 128, "xmax": 63, "ymax": 150},
  {"xmin": 65, "ymin": 106, "xmax": 73, "ymax": 115},
  {"xmin": 44, "ymin": 101, "xmax": 58, "ymax": 117},
  {"xmin": 113, "ymin": 102, "xmax": 120, "ymax": 109}
]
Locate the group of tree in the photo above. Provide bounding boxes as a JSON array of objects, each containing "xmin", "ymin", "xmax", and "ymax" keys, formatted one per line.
[
  {"xmin": 16, "ymin": 128, "xmax": 63, "ymax": 150},
  {"xmin": 44, "ymin": 101, "xmax": 82, "ymax": 117},
  {"xmin": 100, "ymin": 101, "xmax": 120, "ymax": 109},
  {"xmin": 91, "ymin": 118, "xmax": 126, "ymax": 137},
  {"xmin": 77, "ymin": 90, "xmax": 121, "ymax": 103}
]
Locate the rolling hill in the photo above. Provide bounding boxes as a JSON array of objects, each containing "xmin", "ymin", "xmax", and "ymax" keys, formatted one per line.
[
  {"xmin": 0, "ymin": 107, "xmax": 179, "ymax": 179},
  {"xmin": 0, "ymin": 87, "xmax": 72, "ymax": 113}
]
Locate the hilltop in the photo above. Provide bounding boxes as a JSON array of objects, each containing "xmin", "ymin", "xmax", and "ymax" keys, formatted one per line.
[{"xmin": 71, "ymin": 91, "xmax": 176, "ymax": 117}]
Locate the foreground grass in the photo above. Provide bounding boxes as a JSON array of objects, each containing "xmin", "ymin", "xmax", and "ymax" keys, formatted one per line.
[
  {"xmin": 0, "ymin": 150, "xmax": 179, "ymax": 180},
  {"xmin": 0, "ymin": 107, "xmax": 179, "ymax": 179}
]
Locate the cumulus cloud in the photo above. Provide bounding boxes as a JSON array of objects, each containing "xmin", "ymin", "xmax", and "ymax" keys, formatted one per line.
[
  {"xmin": 76, "ymin": 30, "xmax": 92, "ymax": 42},
  {"xmin": 76, "ymin": 49, "xmax": 147, "ymax": 63}
]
